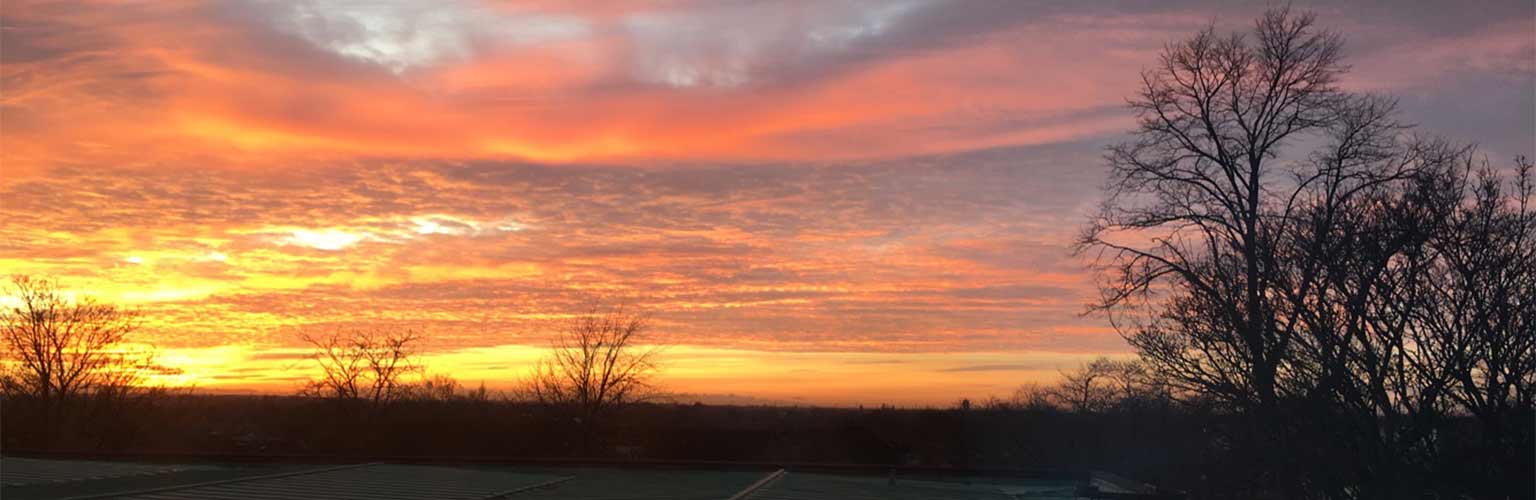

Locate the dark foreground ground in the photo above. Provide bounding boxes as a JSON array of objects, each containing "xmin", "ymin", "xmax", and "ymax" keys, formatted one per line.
[
  {"xmin": 5, "ymin": 394, "xmax": 1527, "ymax": 498},
  {"xmin": 0, "ymin": 455, "xmax": 1171, "ymax": 500},
  {"xmin": 1, "ymin": 394, "xmax": 1202, "ymax": 487}
]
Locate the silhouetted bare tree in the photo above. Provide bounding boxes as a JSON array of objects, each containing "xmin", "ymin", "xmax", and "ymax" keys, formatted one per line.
[
  {"xmin": 299, "ymin": 327, "xmax": 422, "ymax": 404},
  {"xmin": 1007, "ymin": 382, "xmax": 1056, "ymax": 411},
  {"xmin": 1036, "ymin": 357, "xmax": 1165, "ymax": 413},
  {"xmin": 411, "ymin": 372, "xmax": 491, "ymax": 402},
  {"xmin": 0, "ymin": 276, "xmax": 157, "ymax": 401},
  {"xmin": 1084, "ymin": 6, "xmax": 1366, "ymax": 410},
  {"xmin": 1423, "ymin": 159, "xmax": 1536, "ymax": 416},
  {"xmin": 1406, "ymin": 158, "xmax": 1536, "ymax": 497},
  {"xmin": 1051, "ymin": 358, "xmax": 1118, "ymax": 413},
  {"xmin": 524, "ymin": 304, "xmax": 661, "ymax": 452}
]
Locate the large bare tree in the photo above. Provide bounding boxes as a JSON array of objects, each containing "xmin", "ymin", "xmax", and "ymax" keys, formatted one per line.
[
  {"xmin": 525, "ymin": 304, "xmax": 661, "ymax": 451},
  {"xmin": 1080, "ymin": 7, "xmax": 1380, "ymax": 408},
  {"xmin": 0, "ymin": 276, "xmax": 153, "ymax": 401},
  {"xmin": 299, "ymin": 327, "xmax": 423, "ymax": 404}
]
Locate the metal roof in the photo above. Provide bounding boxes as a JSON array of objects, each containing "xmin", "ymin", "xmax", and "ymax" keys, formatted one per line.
[
  {"xmin": 1, "ymin": 457, "xmax": 1165, "ymax": 499},
  {"xmin": 104, "ymin": 463, "xmax": 566, "ymax": 500},
  {"xmin": 745, "ymin": 472, "xmax": 1025, "ymax": 500},
  {"xmin": 505, "ymin": 467, "xmax": 767, "ymax": 500},
  {"xmin": 0, "ymin": 457, "xmax": 219, "ymax": 487}
]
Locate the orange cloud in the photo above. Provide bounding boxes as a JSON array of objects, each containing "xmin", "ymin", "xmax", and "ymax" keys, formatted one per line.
[
  {"xmin": 2, "ymin": 0, "xmax": 1528, "ymax": 404},
  {"xmin": 2, "ymin": 0, "xmax": 1174, "ymax": 177}
]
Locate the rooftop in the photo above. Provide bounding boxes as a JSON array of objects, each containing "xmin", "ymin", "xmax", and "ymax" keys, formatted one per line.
[{"xmin": 0, "ymin": 456, "xmax": 1179, "ymax": 500}]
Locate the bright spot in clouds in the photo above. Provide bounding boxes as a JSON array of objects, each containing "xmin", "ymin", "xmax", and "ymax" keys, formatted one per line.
[
  {"xmin": 278, "ymin": 229, "xmax": 367, "ymax": 251},
  {"xmin": 268, "ymin": 214, "xmax": 524, "ymax": 251},
  {"xmin": 408, "ymin": 214, "xmax": 525, "ymax": 237}
]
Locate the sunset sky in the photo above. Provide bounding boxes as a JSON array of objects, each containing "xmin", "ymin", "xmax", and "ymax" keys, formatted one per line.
[{"xmin": 2, "ymin": 0, "xmax": 1532, "ymax": 405}]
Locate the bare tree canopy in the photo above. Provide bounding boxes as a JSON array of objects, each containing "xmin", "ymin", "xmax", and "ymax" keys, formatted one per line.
[
  {"xmin": 1053, "ymin": 357, "xmax": 1148, "ymax": 413},
  {"xmin": 299, "ymin": 327, "xmax": 423, "ymax": 404},
  {"xmin": 525, "ymin": 304, "xmax": 662, "ymax": 418},
  {"xmin": 1081, "ymin": 6, "xmax": 1534, "ymax": 498},
  {"xmin": 995, "ymin": 357, "xmax": 1168, "ymax": 413},
  {"xmin": 1422, "ymin": 159, "xmax": 1536, "ymax": 416},
  {"xmin": 1083, "ymin": 6, "xmax": 1390, "ymax": 407},
  {"xmin": 0, "ymin": 275, "xmax": 158, "ymax": 400},
  {"xmin": 411, "ymin": 373, "xmax": 491, "ymax": 402}
]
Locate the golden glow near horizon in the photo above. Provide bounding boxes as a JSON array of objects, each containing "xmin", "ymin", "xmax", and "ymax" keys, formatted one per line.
[
  {"xmin": 2, "ymin": 0, "xmax": 1531, "ymax": 404},
  {"xmin": 132, "ymin": 343, "xmax": 1114, "ymax": 407}
]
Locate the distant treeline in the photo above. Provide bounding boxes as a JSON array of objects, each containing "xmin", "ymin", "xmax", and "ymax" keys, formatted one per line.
[{"xmin": 0, "ymin": 384, "xmax": 1524, "ymax": 498}]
